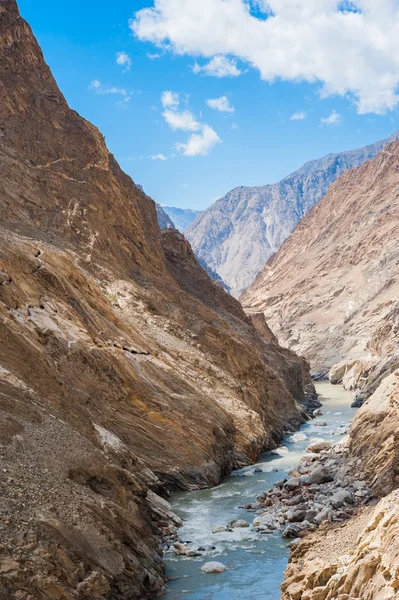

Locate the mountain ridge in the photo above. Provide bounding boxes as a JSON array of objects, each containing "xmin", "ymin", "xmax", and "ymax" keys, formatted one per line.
[{"xmin": 187, "ymin": 130, "xmax": 399, "ymax": 296}]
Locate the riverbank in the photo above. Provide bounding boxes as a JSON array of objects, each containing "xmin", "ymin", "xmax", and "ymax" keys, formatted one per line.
[{"xmin": 156, "ymin": 383, "xmax": 357, "ymax": 599}]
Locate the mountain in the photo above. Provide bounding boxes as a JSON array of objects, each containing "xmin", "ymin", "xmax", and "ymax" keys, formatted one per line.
[
  {"xmin": 0, "ymin": 2, "xmax": 316, "ymax": 598},
  {"xmin": 156, "ymin": 203, "xmax": 175, "ymax": 229},
  {"xmin": 242, "ymin": 139, "xmax": 399, "ymax": 397},
  {"xmin": 186, "ymin": 131, "xmax": 399, "ymax": 297},
  {"xmin": 162, "ymin": 206, "xmax": 202, "ymax": 232},
  {"xmin": 236, "ymin": 140, "xmax": 399, "ymax": 600}
]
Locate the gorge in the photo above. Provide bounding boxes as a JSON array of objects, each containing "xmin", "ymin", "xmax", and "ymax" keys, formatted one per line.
[{"xmin": 2, "ymin": 1, "xmax": 399, "ymax": 600}]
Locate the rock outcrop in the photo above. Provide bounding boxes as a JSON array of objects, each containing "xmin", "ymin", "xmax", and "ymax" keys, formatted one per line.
[
  {"xmin": 242, "ymin": 140, "xmax": 399, "ymax": 384},
  {"xmin": 282, "ymin": 372, "xmax": 399, "ymax": 600},
  {"xmin": 187, "ymin": 130, "xmax": 399, "ymax": 297},
  {"xmin": 0, "ymin": 2, "xmax": 315, "ymax": 598},
  {"xmin": 155, "ymin": 203, "xmax": 175, "ymax": 229}
]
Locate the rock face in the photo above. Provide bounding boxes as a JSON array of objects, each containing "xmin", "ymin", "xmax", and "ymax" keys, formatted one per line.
[
  {"xmin": 282, "ymin": 375, "xmax": 399, "ymax": 600},
  {"xmin": 282, "ymin": 491, "xmax": 399, "ymax": 600},
  {"xmin": 0, "ymin": 2, "xmax": 315, "ymax": 598},
  {"xmin": 156, "ymin": 203, "xmax": 175, "ymax": 229},
  {"xmin": 161, "ymin": 206, "xmax": 202, "ymax": 232},
  {"xmin": 187, "ymin": 131, "xmax": 399, "ymax": 297},
  {"xmin": 242, "ymin": 140, "xmax": 399, "ymax": 381}
]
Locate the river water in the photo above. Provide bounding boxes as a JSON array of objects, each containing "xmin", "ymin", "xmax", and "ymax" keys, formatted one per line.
[{"xmin": 157, "ymin": 383, "xmax": 355, "ymax": 600}]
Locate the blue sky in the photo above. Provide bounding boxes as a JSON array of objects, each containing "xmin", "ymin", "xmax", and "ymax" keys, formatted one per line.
[{"xmin": 19, "ymin": 0, "xmax": 399, "ymax": 210}]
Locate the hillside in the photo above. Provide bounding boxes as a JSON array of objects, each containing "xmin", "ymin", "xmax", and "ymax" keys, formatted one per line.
[
  {"xmin": 187, "ymin": 131, "xmax": 399, "ymax": 296},
  {"xmin": 0, "ymin": 2, "xmax": 316, "ymax": 598},
  {"xmin": 242, "ymin": 140, "xmax": 399, "ymax": 395}
]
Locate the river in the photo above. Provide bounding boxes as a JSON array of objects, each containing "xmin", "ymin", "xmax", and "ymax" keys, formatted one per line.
[{"xmin": 157, "ymin": 382, "xmax": 355, "ymax": 600}]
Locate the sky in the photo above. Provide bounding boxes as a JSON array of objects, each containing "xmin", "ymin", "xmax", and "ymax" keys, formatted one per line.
[{"xmin": 18, "ymin": 0, "xmax": 399, "ymax": 210}]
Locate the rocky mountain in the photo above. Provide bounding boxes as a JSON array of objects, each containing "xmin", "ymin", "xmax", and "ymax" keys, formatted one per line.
[
  {"xmin": 242, "ymin": 139, "xmax": 399, "ymax": 395},
  {"xmin": 0, "ymin": 2, "xmax": 316, "ymax": 598},
  {"xmin": 155, "ymin": 203, "xmax": 175, "ymax": 229},
  {"xmin": 162, "ymin": 206, "xmax": 202, "ymax": 232},
  {"xmin": 186, "ymin": 131, "xmax": 399, "ymax": 297}
]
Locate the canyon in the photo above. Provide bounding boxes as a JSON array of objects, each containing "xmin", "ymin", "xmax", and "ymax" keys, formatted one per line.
[
  {"xmin": 0, "ymin": 2, "xmax": 316, "ymax": 599},
  {"xmin": 2, "ymin": 1, "xmax": 399, "ymax": 600},
  {"xmin": 241, "ymin": 127, "xmax": 399, "ymax": 598}
]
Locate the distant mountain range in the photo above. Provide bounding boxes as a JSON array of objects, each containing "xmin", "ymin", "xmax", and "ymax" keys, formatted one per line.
[
  {"xmin": 162, "ymin": 206, "xmax": 202, "ymax": 232},
  {"xmin": 186, "ymin": 130, "xmax": 399, "ymax": 297},
  {"xmin": 155, "ymin": 203, "xmax": 175, "ymax": 229}
]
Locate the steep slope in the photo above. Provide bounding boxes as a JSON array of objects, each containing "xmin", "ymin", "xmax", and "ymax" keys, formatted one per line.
[
  {"xmin": 155, "ymin": 203, "xmax": 175, "ymax": 229},
  {"xmin": 0, "ymin": 2, "xmax": 316, "ymax": 598},
  {"xmin": 162, "ymin": 206, "xmax": 202, "ymax": 232},
  {"xmin": 242, "ymin": 140, "xmax": 399, "ymax": 385},
  {"xmin": 187, "ymin": 131, "xmax": 399, "ymax": 296}
]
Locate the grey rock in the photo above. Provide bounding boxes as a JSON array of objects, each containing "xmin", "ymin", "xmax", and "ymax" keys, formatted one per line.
[
  {"xmin": 331, "ymin": 490, "xmax": 353, "ymax": 509},
  {"xmin": 285, "ymin": 478, "xmax": 300, "ymax": 491},
  {"xmin": 308, "ymin": 465, "xmax": 334, "ymax": 485},
  {"xmin": 186, "ymin": 131, "xmax": 399, "ymax": 296},
  {"xmin": 314, "ymin": 508, "xmax": 332, "ymax": 525}
]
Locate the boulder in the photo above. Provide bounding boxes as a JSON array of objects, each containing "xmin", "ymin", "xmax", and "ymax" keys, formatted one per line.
[
  {"xmin": 306, "ymin": 441, "xmax": 332, "ymax": 454},
  {"xmin": 308, "ymin": 465, "xmax": 334, "ymax": 485},
  {"xmin": 314, "ymin": 508, "xmax": 332, "ymax": 525},
  {"xmin": 229, "ymin": 519, "xmax": 249, "ymax": 529},
  {"xmin": 201, "ymin": 562, "xmax": 228, "ymax": 574},
  {"xmin": 331, "ymin": 490, "xmax": 353, "ymax": 509}
]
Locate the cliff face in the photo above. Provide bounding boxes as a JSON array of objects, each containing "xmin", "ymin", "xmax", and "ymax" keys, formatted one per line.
[
  {"xmin": 0, "ymin": 2, "xmax": 315, "ymax": 598},
  {"xmin": 242, "ymin": 141, "xmax": 399, "ymax": 385},
  {"xmin": 282, "ymin": 372, "xmax": 399, "ymax": 600},
  {"xmin": 186, "ymin": 131, "xmax": 399, "ymax": 297}
]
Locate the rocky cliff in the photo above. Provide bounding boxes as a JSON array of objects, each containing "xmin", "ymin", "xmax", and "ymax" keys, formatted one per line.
[
  {"xmin": 242, "ymin": 140, "xmax": 399, "ymax": 389},
  {"xmin": 0, "ymin": 2, "xmax": 315, "ymax": 598},
  {"xmin": 187, "ymin": 131, "xmax": 399, "ymax": 297},
  {"xmin": 282, "ymin": 371, "xmax": 399, "ymax": 600},
  {"xmin": 155, "ymin": 203, "xmax": 175, "ymax": 229}
]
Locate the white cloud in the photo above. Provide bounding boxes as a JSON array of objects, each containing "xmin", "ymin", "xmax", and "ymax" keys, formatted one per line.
[
  {"xmin": 320, "ymin": 109, "xmax": 342, "ymax": 126},
  {"xmin": 149, "ymin": 153, "xmax": 168, "ymax": 160},
  {"xmin": 161, "ymin": 90, "xmax": 180, "ymax": 108},
  {"xmin": 176, "ymin": 124, "xmax": 221, "ymax": 156},
  {"xmin": 290, "ymin": 111, "xmax": 307, "ymax": 121},
  {"xmin": 192, "ymin": 55, "xmax": 242, "ymax": 77},
  {"xmin": 116, "ymin": 51, "xmax": 132, "ymax": 70},
  {"xmin": 131, "ymin": 0, "xmax": 399, "ymax": 114},
  {"xmin": 207, "ymin": 96, "xmax": 235, "ymax": 113},
  {"xmin": 160, "ymin": 90, "xmax": 221, "ymax": 155},
  {"xmin": 163, "ymin": 109, "xmax": 201, "ymax": 131},
  {"xmin": 89, "ymin": 80, "xmax": 133, "ymax": 107},
  {"xmin": 147, "ymin": 52, "xmax": 162, "ymax": 59},
  {"xmin": 89, "ymin": 80, "xmax": 128, "ymax": 97}
]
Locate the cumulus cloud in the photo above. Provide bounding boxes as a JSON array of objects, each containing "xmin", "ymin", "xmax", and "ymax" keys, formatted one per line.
[
  {"xmin": 320, "ymin": 109, "xmax": 342, "ymax": 126},
  {"xmin": 176, "ymin": 125, "xmax": 221, "ymax": 156},
  {"xmin": 163, "ymin": 109, "xmax": 201, "ymax": 131},
  {"xmin": 207, "ymin": 96, "xmax": 235, "ymax": 113},
  {"xmin": 149, "ymin": 153, "xmax": 168, "ymax": 160},
  {"xmin": 131, "ymin": 0, "xmax": 399, "ymax": 114},
  {"xmin": 192, "ymin": 55, "xmax": 242, "ymax": 77},
  {"xmin": 290, "ymin": 111, "xmax": 307, "ymax": 121},
  {"xmin": 116, "ymin": 51, "xmax": 132, "ymax": 71},
  {"xmin": 161, "ymin": 90, "xmax": 180, "ymax": 108},
  {"xmin": 160, "ymin": 91, "xmax": 221, "ymax": 156}
]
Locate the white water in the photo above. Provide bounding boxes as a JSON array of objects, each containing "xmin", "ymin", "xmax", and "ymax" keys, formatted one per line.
[{"xmin": 156, "ymin": 383, "xmax": 356, "ymax": 600}]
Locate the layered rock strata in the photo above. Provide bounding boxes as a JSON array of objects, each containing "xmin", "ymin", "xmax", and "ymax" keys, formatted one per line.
[
  {"xmin": 242, "ymin": 140, "xmax": 399, "ymax": 388},
  {"xmin": 0, "ymin": 2, "xmax": 315, "ymax": 598}
]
